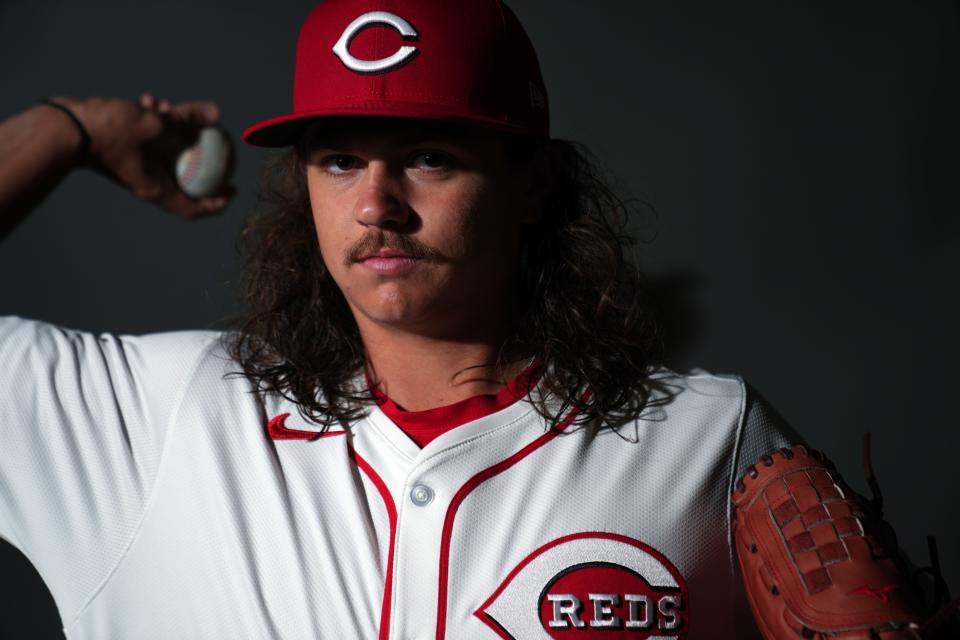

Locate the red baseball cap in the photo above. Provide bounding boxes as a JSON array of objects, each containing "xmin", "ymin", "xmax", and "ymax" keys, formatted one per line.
[{"xmin": 242, "ymin": 0, "xmax": 549, "ymax": 147}]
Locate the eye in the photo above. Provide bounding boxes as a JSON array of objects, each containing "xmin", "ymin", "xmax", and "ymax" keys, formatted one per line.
[
  {"xmin": 410, "ymin": 151, "xmax": 453, "ymax": 172},
  {"xmin": 321, "ymin": 154, "xmax": 360, "ymax": 175}
]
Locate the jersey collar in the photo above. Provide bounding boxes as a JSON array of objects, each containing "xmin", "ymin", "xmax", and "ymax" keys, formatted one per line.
[{"xmin": 367, "ymin": 360, "xmax": 541, "ymax": 434}]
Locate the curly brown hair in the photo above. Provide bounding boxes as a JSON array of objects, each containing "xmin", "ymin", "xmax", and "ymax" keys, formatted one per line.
[{"xmin": 226, "ymin": 127, "xmax": 666, "ymax": 431}]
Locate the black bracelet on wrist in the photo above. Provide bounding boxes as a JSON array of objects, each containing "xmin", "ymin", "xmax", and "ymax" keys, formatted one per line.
[{"xmin": 38, "ymin": 97, "xmax": 91, "ymax": 164}]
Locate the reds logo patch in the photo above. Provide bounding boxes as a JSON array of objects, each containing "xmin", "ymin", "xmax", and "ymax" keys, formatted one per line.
[
  {"xmin": 332, "ymin": 11, "xmax": 420, "ymax": 75},
  {"xmin": 477, "ymin": 532, "xmax": 689, "ymax": 639}
]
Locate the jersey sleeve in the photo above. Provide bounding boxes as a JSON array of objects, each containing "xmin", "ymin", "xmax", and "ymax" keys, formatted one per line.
[
  {"xmin": 728, "ymin": 380, "xmax": 810, "ymax": 639},
  {"xmin": 0, "ymin": 315, "xmax": 220, "ymax": 626},
  {"xmin": 731, "ymin": 382, "xmax": 809, "ymax": 483}
]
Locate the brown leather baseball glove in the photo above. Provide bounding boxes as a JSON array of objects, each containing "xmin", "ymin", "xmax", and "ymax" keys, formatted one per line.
[{"xmin": 732, "ymin": 439, "xmax": 958, "ymax": 639}]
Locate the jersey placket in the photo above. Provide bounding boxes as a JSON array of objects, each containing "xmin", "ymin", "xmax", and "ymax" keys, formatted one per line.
[{"xmin": 351, "ymin": 399, "xmax": 545, "ymax": 640}]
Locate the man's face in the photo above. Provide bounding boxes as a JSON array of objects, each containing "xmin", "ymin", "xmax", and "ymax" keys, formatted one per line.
[{"xmin": 303, "ymin": 117, "xmax": 539, "ymax": 338}]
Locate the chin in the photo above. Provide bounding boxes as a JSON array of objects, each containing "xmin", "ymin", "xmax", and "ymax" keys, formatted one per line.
[{"xmin": 352, "ymin": 289, "xmax": 438, "ymax": 328}]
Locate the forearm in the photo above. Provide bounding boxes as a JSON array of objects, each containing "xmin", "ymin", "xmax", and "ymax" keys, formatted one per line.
[{"xmin": 0, "ymin": 101, "xmax": 84, "ymax": 241}]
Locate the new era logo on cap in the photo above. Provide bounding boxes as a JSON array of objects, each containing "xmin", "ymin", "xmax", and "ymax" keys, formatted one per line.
[
  {"xmin": 529, "ymin": 81, "xmax": 547, "ymax": 109},
  {"xmin": 242, "ymin": 0, "xmax": 550, "ymax": 147}
]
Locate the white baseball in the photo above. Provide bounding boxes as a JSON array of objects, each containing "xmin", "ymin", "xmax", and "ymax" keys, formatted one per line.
[{"xmin": 175, "ymin": 126, "xmax": 234, "ymax": 199}]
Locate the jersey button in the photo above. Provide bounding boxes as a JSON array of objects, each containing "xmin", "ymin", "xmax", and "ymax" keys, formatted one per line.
[{"xmin": 410, "ymin": 483, "xmax": 434, "ymax": 506}]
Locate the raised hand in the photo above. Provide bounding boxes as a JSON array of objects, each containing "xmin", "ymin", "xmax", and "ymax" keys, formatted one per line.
[{"xmin": 56, "ymin": 93, "xmax": 236, "ymax": 219}]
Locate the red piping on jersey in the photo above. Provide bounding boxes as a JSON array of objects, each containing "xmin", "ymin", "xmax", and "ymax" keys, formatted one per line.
[
  {"xmin": 434, "ymin": 389, "xmax": 592, "ymax": 639},
  {"xmin": 348, "ymin": 445, "xmax": 397, "ymax": 640},
  {"xmin": 473, "ymin": 531, "xmax": 691, "ymax": 638},
  {"xmin": 267, "ymin": 412, "xmax": 347, "ymax": 441}
]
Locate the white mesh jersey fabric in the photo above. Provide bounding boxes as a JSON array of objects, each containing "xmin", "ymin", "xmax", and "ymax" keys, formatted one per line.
[
  {"xmin": 0, "ymin": 316, "xmax": 805, "ymax": 639},
  {"xmin": 0, "ymin": 316, "xmax": 220, "ymax": 627}
]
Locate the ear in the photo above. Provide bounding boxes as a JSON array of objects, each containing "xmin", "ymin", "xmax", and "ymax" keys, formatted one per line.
[{"xmin": 517, "ymin": 144, "xmax": 553, "ymax": 225}]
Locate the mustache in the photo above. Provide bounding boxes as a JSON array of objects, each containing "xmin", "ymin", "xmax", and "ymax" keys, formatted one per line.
[{"xmin": 344, "ymin": 231, "xmax": 444, "ymax": 265}]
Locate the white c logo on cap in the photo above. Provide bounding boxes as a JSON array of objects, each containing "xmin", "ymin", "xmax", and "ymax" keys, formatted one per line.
[{"xmin": 332, "ymin": 11, "xmax": 420, "ymax": 75}]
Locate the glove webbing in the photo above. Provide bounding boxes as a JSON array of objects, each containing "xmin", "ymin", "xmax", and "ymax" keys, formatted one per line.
[{"xmin": 860, "ymin": 432, "xmax": 960, "ymax": 638}]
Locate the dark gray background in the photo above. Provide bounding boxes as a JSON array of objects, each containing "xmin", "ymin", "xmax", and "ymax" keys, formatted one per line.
[{"xmin": 1, "ymin": 0, "xmax": 957, "ymax": 636}]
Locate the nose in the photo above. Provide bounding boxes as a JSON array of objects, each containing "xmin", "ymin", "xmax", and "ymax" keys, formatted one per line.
[{"xmin": 354, "ymin": 161, "xmax": 409, "ymax": 229}]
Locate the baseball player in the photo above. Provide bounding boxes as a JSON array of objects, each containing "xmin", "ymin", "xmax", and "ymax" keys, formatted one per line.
[{"xmin": 0, "ymin": 1, "xmax": 954, "ymax": 638}]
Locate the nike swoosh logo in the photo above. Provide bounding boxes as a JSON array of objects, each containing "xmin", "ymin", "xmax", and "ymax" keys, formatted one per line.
[{"xmin": 267, "ymin": 412, "xmax": 345, "ymax": 441}]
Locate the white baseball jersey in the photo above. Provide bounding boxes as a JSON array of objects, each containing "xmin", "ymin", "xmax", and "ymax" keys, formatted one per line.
[{"xmin": 0, "ymin": 315, "xmax": 805, "ymax": 639}]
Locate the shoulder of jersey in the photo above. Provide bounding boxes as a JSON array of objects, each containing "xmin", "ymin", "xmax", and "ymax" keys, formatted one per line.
[{"xmin": 646, "ymin": 364, "xmax": 744, "ymax": 395}]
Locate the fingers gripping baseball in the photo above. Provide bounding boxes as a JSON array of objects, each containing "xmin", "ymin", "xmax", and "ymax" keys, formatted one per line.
[
  {"xmin": 137, "ymin": 93, "xmax": 234, "ymax": 215},
  {"xmin": 70, "ymin": 93, "xmax": 235, "ymax": 218}
]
